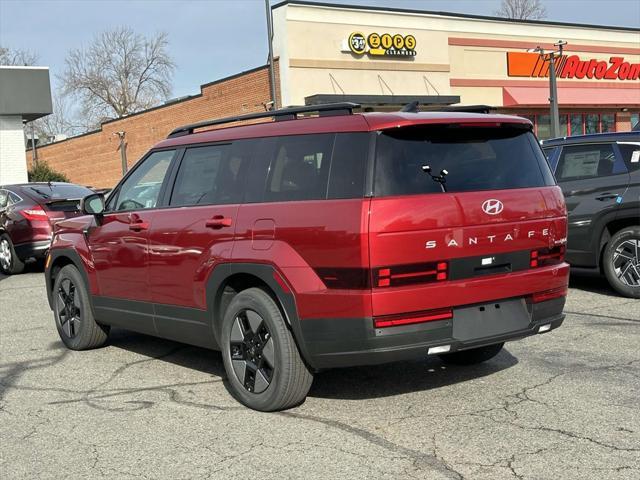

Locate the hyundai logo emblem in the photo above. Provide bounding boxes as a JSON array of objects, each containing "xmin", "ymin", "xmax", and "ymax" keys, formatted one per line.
[{"xmin": 482, "ymin": 199, "xmax": 504, "ymax": 215}]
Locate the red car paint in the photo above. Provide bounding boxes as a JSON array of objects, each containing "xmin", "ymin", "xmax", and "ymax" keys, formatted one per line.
[{"xmin": 46, "ymin": 110, "xmax": 569, "ymax": 370}]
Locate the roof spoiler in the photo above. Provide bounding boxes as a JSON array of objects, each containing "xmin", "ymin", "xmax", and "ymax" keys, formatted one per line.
[{"xmin": 399, "ymin": 102, "xmax": 496, "ymax": 114}]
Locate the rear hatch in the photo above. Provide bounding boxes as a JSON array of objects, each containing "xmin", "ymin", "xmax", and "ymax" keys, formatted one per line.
[
  {"xmin": 24, "ymin": 184, "xmax": 94, "ymax": 222},
  {"xmin": 369, "ymin": 122, "xmax": 567, "ymax": 317}
]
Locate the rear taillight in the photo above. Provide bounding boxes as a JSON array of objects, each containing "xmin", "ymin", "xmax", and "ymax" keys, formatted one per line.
[
  {"xmin": 373, "ymin": 261, "xmax": 448, "ymax": 288},
  {"xmin": 374, "ymin": 308, "xmax": 453, "ymax": 328},
  {"xmin": 530, "ymin": 245, "xmax": 565, "ymax": 268},
  {"xmin": 531, "ymin": 286, "xmax": 568, "ymax": 303},
  {"xmin": 20, "ymin": 206, "xmax": 48, "ymax": 221}
]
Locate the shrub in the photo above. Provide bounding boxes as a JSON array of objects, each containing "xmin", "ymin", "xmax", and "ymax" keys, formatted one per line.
[{"xmin": 28, "ymin": 161, "xmax": 70, "ymax": 182}]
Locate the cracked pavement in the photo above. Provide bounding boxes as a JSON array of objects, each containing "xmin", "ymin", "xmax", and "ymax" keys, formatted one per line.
[{"xmin": 1, "ymin": 268, "xmax": 638, "ymax": 479}]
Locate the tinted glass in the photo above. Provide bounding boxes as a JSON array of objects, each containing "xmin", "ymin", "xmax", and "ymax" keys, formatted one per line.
[
  {"xmin": 242, "ymin": 139, "xmax": 271, "ymax": 204},
  {"xmin": 374, "ymin": 125, "xmax": 553, "ymax": 196},
  {"xmin": 328, "ymin": 133, "xmax": 369, "ymax": 199},
  {"xmin": 537, "ymin": 114, "xmax": 551, "ymax": 140},
  {"xmin": 618, "ymin": 143, "xmax": 640, "ymax": 171},
  {"xmin": 555, "ymin": 144, "xmax": 625, "ymax": 182},
  {"xmin": 8, "ymin": 192, "xmax": 21, "ymax": 205},
  {"xmin": 0, "ymin": 190, "xmax": 8, "ymax": 209},
  {"xmin": 170, "ymin": 144, "xmax": 245, "ymax": 206},
  {"xmin": 601, "ymin": 114, "xmax": 615, "ymax": 133},
  {"xmin": 570, "ymin": 114, "xmax": 583, "ymax": 136},
  {"xmin": 26, "ymin": 184, "xmax": 93, "ymax": 200},
  {"xmin": 114, "ymin": 150, "xmax": 174, "ymax": 211},
  {"xmin": 265, "ymin": 134, "xmax": 335, "ymax": 201}
]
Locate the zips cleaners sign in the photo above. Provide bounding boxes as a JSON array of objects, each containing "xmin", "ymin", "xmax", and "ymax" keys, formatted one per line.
[
  {"xmin": 344, "ymin": 32, "xmax": 417, "ymax": 57},
  {"xmin": 507, "ymin": 52, "xmax": 640, "ymax": 80}
]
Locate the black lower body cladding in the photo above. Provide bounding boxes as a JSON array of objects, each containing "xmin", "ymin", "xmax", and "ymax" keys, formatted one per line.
[{"xmin": 300, "ymin": 297, "xmax": 566, "ymax": 369}]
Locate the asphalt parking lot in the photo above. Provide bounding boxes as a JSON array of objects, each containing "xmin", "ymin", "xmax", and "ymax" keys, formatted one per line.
[{"xmin": 1, "ymin": 268, "xmax": 638, "ymax": 479}]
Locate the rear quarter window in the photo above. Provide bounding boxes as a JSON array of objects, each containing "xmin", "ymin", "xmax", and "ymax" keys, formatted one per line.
[{"xmin": 374, "ymin": 125, "xmax": 555, "ymax": 196}]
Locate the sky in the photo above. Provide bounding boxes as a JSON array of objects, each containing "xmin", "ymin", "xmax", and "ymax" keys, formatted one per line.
[{"xmin": 1, "ymin": 0, "xmax": 639, "ymax": 102}]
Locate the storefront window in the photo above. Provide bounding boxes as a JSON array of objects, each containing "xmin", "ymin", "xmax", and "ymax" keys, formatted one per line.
[
  {"xmin": 560, "ymin": 115, "xmax": 568, "ymax": 137},
  {"xmin": 537, "ymin": 114, "xmax": 551, "ymax": 140},
  {"xmin": 600, "ymin": 114, "xmax": 615, "ymax": 133},
  {"xmin": 630, "ymin": 113, "xmax": 639, "ymax": 130},
  {"xmin": 570, "ymin": 114, "xmax": 584, "ymax": 136},
  {"xmin": 585, "ymin": 114, "xmax": 599, "ymax": 134}
]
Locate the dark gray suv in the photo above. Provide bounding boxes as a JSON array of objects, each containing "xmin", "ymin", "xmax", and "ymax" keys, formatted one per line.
[{"xmin": 543, "ymin": 132, "xmax": 640, "ymax": 298}]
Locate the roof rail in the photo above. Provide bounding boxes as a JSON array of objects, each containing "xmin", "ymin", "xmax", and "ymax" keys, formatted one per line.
[{"xmin": 167, "ymin": 102, "xmax": 360, "ymax": 138}]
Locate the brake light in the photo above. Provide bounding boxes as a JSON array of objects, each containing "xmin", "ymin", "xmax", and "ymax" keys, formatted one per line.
[
  {"xmin": 530, "ymin": 245, "xmax": 565, "ymax": 268},
  {"xmin": 531, "ymin": 287, "xmax": 568, "ymax": 303},
  {"xmin": 374, "ymin": 261, "xmax": 448, "ymax": 288},
  {"xmin": 374, "ymin": 308, "xmax": 453, "ymax": 328},
  {"xmin": 20, "ymin": 206, "xmax": 48, "ymax": 221}
]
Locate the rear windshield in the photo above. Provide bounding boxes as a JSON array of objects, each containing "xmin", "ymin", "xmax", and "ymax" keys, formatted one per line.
[
  {"xmin": 25, "ymin": 184, "xmax": 93, "ymax": 200},
  {"xmin": 374, "ymin": 125, "xmax": 555, "ymax": 196}
]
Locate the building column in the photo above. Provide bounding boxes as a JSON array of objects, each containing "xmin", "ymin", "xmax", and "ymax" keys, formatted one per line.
[{"xmin": 0, "ymin": 115, "xmax": 28, "ymax": 184}]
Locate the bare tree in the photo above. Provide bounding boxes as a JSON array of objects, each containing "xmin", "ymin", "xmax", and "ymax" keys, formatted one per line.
[
  {"xmin": 60, "ymin": 27, "xmax": 175, "ymax": 127},
  {"xmin": 494, "ymin": 0, "xmax": 547, "ymax": 20},
  {"xmin": 31, "ymin": 95, "xmax": 85, "ymax": 145},
  {"xmin": 0, "ymin": 45, "xmax": 39, "ymax": 65}
]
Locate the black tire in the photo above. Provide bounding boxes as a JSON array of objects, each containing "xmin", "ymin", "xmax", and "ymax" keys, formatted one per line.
[
  {"xmin": 603, "ymin": 226, "xmax": 640, "ymax": 299},
  {"xmin": 439, "ymin": 342, "xmax": 504, "ymax": 366},
  {"xmin": 0, "ymin": 234, "xmax": 25, "ymax": 275},
  {"xmin": 221, "ymin": 287, "xmax": 313, "ymax": 411},
  {"xmin": 53, "ymin": 264, "xmax": 110, "ymax": 350}
]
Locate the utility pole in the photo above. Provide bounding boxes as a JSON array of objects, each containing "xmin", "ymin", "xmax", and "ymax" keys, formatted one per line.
[
  {"xmin": 30, "ymin": 122, "xmax": 38, "ymax": 164},
  {"xmin": 114, "ymin": 131, "xmax": 128, "ymax": 176},
  {"xmin": 264, "ymin": 0, "xmax": 278, "ymax": 110},
  {"xmin": 534, "ymin": 40, "xmax": 567, "ymax": 138}
]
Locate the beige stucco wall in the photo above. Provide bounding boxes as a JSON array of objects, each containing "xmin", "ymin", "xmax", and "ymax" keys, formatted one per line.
[{"xmin": 272, "ymin": 3, "xmax": 640, "ymax": 107}]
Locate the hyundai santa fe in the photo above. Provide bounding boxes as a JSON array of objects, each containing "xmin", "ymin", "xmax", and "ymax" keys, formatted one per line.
[{"xmin": 44, "ymin": 103, "xmax": 569, "ymax": 411}]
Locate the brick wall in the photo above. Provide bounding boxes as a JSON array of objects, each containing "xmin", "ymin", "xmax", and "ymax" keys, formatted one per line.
[{"xmin": 26, "ymin": 62, "xmax": 280, "ymax": 188}]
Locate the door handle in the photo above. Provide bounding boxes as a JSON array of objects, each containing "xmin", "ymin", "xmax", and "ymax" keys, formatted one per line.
[
  {"xmin": 129, "ymin": 221, "xmax": 149, "ymax": 231},
  {"xmin": 205, "ymin": 215, "xmax": 233, "ymax": 229},
  {"xmin": 595, "ymin": 193, "xmax": 619, "ymax": 201}
]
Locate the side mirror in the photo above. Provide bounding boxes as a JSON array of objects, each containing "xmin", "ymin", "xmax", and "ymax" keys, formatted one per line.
[{"xmin": 81, "ymin": 193, "xmax": 105, "ymax": 216}]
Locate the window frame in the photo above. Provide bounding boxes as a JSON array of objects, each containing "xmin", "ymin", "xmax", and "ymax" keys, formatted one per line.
[
  {"xmin": 104, "ymin": 147, "xmax": 180, "ymax": 214},
  {"xmin": 513, "ymin": 112, "xmax": 617, "ymax": 138},
  {"xmin": 554, "ymin": 142, "xmax": 627, "ymax": 183}
]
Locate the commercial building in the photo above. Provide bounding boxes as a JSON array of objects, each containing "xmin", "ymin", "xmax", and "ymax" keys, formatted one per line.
[
  {"xmin": 1, "ymin": 66, "xmax": 52, "ymax": 184},
  {"xmin": 28, "ymin": 1, "xmax": 639, "ymax": 188}
]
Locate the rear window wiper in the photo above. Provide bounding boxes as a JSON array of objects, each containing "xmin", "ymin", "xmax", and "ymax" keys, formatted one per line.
[
  {"xmin": 422, "ymin": 165, "xmax": 449, "ymax": 192},
  {"xmin": 29, "ymin": 187, "xmax": 51, "ymax": 199}
]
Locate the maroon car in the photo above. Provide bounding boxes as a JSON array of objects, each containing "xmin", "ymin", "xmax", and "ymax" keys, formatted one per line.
[{"xmin": 0, "ymin": 182, "xmax": 94, "ymax": 274}]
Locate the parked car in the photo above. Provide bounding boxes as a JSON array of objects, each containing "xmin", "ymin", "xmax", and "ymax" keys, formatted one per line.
[
  {"xmin": 542, "ymin": 132, "xmax": 640, "ymax": 298},
  {"xmin": 45, "ymin": 104, "xmax": 569, "ymax": 411},
  {"xmin": 0, "ymin": 182, "xmax": 95, "ymax": 274}
]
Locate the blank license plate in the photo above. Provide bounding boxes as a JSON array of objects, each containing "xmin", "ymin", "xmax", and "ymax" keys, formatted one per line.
[{"xmin": 453, "ymin": 299, "xmax": 531, "ymax": 342}]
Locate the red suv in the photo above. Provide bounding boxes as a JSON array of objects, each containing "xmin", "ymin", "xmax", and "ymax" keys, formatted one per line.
[{"xmin": 45, "ymin": 103, "xmax": 569, "ymax": 411}]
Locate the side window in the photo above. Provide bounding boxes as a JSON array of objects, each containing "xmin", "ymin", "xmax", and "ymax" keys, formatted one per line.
[
  {"xmin": 0, "ymin": 190, "xmax": 8, "ymax": 209},
  {"xmin": 114, "ymin": 150, "xmax": 174, "ymax": 211},
  {"xmin": 328, "ymin": 133, "xmax": 369, "ymax": 199},
  {"xmin": 265, "ymin": 134, "xmax": 335, "ymax": 201},
  {"xmin": 555, "ymin": 144, "xmax": 626, "ymax": 182},
  {"xmin": 170, "ymin": 144, "xmax": 248, "ymax": 206},
  {"xmin": 617, "ymin": 143, "xmax": 640, "ymax": 172},
  {"xmin": 8, "ymin": 192, "xmax": 21, "ymax": 205}
]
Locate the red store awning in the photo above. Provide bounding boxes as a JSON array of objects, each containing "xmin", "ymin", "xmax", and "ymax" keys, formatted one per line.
[{"xmin": 503, "ymin": 86, "xmax": 640, "ymax": 107}]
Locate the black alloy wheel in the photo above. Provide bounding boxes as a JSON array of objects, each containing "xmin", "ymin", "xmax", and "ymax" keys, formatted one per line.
[
  {"xmin": 52, "ymin": 264, "xmax": 110, "ymax": 349},
  {"xmin": 229, "ymin": 309, "xmax": 275, "ymax": 394},
  {"xmin": 56, "ymin": 277, "xmax": 81, "ymax": 339}
]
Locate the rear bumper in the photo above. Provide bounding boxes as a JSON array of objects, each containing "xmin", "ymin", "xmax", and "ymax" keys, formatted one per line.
[
  {"xmin": 300, "ymin": 296, "xmax": 565, "ymax": 369},
  {"xmin": 14, "ymin": 240, "xmax": 50, "ymax": 261}
]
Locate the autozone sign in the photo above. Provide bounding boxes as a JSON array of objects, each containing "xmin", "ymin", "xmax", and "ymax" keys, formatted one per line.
[{"xmin": 507, "ymin": 52, "xmax": 640, "ymax": 80}]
